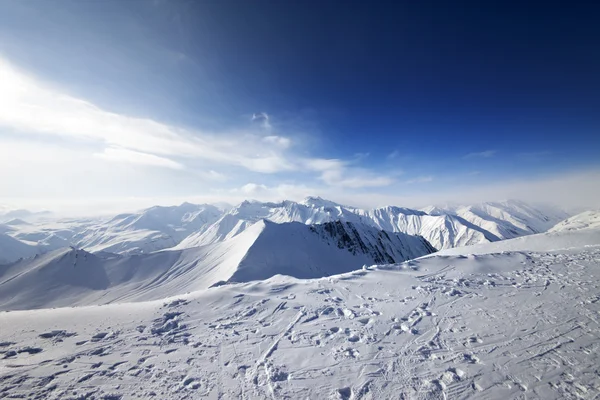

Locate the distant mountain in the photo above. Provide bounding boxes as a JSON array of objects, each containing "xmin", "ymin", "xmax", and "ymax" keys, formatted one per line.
[
  {"xmin": 419, "ymin": 199, "xmax": 568, "ymax": 241},
  {"xmin": 4, "ymin": 218, "xmax": 30, "ymax": 226},
  {"xmin": 0, "ymin": 220, "xmax": 435, "ymax": 310},
  {"xmin": 0, "ymin": 209, "xmax": 52, "ymax": 222},
  {"xmin": 72, "ymin": 203, "xmax": 223, "ymax": 255},
  {"xmin": 175, "ymin": 198, "xmax": 510, "ymax": 251},
  {"xmin": 0, "ymin": 198, "xmax": 571, "ymax": 257},
  {"xmin": 0, "ymin": 233, "xmax": 40, "ymax": 264}
]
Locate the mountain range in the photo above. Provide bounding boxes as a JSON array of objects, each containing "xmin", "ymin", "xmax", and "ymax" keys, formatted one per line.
[
  {"xmin": 0, "ymin": 197, "xmax": 568, "ymax": 262},
  {"xmin": 0, "ymin": 197, "xmax": 577, "ymax": 310}
]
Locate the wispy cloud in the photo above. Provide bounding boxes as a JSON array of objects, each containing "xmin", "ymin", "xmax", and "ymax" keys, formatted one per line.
[
  {"xmin": 353, "ymin": 152, "xmax": 370, "ymax": 161},
  {"xmin": 262, "ymin": 135, "xmax": 291, "ymax": 148},
  {"xmin": 94, "ymin": 147, "xmax": 184, "ymax": 170},
  {"xmin": 387, "ymin": 150, "xmax": 399, "ymax": 159},
  {"xmin": 251, "ymin": 112, "xmax": 271, "ymax": 130},
  {"xmin": 303, "ymin": 158, "xmax": 395, "ymax": 188},
  {"xmin": 405, "ymin": 175, "xmax": 434, "ymax": 184},
  {"xmin": 463, "ymin": 150, "xmax": 496, "ymax": 159}
]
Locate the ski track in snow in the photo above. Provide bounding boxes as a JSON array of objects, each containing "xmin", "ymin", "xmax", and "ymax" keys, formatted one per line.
[{"xmin": 1, "ymin": 247, "xmax": 599, "ymax": 399}]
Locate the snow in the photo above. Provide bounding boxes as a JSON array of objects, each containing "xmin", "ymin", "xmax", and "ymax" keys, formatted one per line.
[
  {"xmin": 0, "ymin": 220, "xmax": 434, "ymax": 311},
  {"xmin": 432, "ymin": 227, "xmax": 600, "ymax": 257},
  {"xmin": 0, "ymin": 200, "xmax": 570, "ymax": 258},
  {"xmin": 0, "ymin": 233, "xmax": 39, "ymax": 264},
  {"xmin": 175, "ymin": 198, "xmax": 565, "ymax": 252},
  {"xmin": 549, "ymin": 210, "xmax": 600, "ymax": 232},
  {"xmin": 0, "ymin": 225, "xmax": 599, "ymax": 399},
  {"xmin": 2, "ymin": 199, "xmax": 598, "ymax": 399},
  {"xmin": 423, "ymin": 199, "xmax": 569, "ymax": 240}
]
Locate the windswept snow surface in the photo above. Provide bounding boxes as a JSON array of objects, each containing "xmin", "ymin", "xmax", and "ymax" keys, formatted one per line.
[
  {"xmin": 1, "ymin": 226, "xmax": 599, "ymax": 398},
  {"xmin": 0, "ymin": 220, "xmax": 434, "ymax": 310}
]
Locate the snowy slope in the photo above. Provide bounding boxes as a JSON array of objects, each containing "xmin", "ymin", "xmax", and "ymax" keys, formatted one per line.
[
  {"xmin": 0, "ymin": 221, "xmax": 434, "ymax": 310},
  {"xmin": 431, "ymin": 226, "xmax": 600, "ymax": 257},
  {"xmin": 229, "ymin": 220, "xmax": 435, "ymax": 283},
  {"xmin": 0, "ymin": 233, "xmax": 40, "ymax": 264},
  {"xmin": 548, "ymin": 210, "xmax": 600, "ymax": 232},
  {"xmin": 1, "ymin": 227, "xmax": 598, "ymax": 399}
]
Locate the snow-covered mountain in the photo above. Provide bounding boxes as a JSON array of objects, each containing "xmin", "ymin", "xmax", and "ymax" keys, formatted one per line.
[
  {"xmin": 0, "ymin": 198, "xmax": 570, "ymax": 259},
  {"xmin": 0, "ymin": 233, "xmax": 40, "ymax": 264},
  {"xmin": 0, "ymin": 209, "xmax": 52, "ymax": 222},
  {"xmin": 1, "ymin": 211, "xmax": 598, "ymax": 399},
  {"xmin": 2, "ymin": 203, "xmax": 224, "ymax": 256},
  {"xmin": 548, "ymin": 210, "xmax": 600, "ymax": 232},
  {"xmin": 422, "ymin": 199, "xmax": 569, "ymax": 241},
  {"xmin": 74, "ymin": 203, "xmax": 224, "ymax": 254},
  {"xmin": 0, "ymin": 220, "xmax": 434, "ymax": 310},
  {"xmin": 175, "ymin": 198, "xmax": 566, "ymax": 251},
  {"xmin": 174, "ymin": 199, "xmax": 358, "ymax": 249}
]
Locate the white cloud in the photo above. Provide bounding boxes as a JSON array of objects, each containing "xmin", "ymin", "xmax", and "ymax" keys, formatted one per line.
[
  {"xmin": 200, "ymin": 170, "xmax": 228, "ymax": 181},
  {"xmin": 94, "ymin": 147, "xmax": 184, "ymax": 170},
  {"xmin": 302, "ymin": 158, "xmax": 394, "ymax": 188},
  {"xmin": 238, "ymin": 183, "xmax": 269, "ymax": 195},
  {"xmin": 262, "ymin": 135, "xmax": 291, "ymax": 148},
  {"xmin": 0, "ymin": 58, "xmax": 296, "ymax": 174},
  {"xmin": 463, "ymin": 150, "xmax": 496, "ymax": 159}
]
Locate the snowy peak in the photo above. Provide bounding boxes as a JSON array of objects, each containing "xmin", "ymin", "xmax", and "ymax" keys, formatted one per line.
[
  {"xmin": 309, "ymin": 220, "xmax": 436, "ymax": 263},
  {"xmin": 300, "ymin": 196, "xmax": 345, "ymax": 209},
  {"xmin": 0, "ymin": 198, "xmax": 571, "ymax": 258},
  {"xmin": 175, "ymin": 198, "xmax": 568, "ymax": 252},
  {"xmin": 229, "ymin": 219, "xmax": 435, "ymax": 283}
]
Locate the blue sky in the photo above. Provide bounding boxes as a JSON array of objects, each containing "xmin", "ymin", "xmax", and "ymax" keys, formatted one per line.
[{"xmin": 0, "ymin": 0, "xmax": 599, "ymax": 213}]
